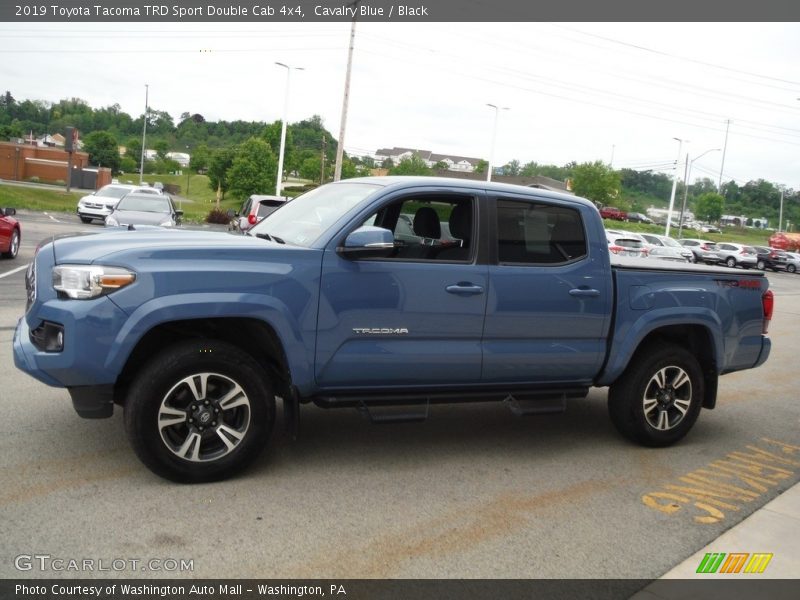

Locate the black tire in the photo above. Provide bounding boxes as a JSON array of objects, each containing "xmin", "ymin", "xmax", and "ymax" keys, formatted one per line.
[
  {"xmin": 79, "ymin": 216, "xmax": 93, "ymax": 224},
  {"xmin": 124, "ymin": 340, "xmax": 275, "ymax": 483},
  {"xmin": 2, "ymin": 229, "xmax": 19, "ymax": 258},
  {"xmin": 725, "ymin": 257, "xmax": 736, "ymax": 268},
  {"xmin": 756, "ymin": 259, "xmax": 766, "ymax": 270},
  {"xmin": 788, "ymin": 264, "xmax": 797, "ymax": 274},
  {"xmin": 608, "ymin": 343, "xmax": 704, "ymax": 447}
]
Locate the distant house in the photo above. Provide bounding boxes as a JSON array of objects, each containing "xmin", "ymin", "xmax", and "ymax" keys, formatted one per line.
[
  {"xmin": 166, "ymin": 151, "xmax": 190, "ymax": 167},
  {"xmin": 37, "ymin": 133, "xmax": 65, "ymax": 147},
  {"xmin": 374, "ymin": 146, "xmax": 481, "ymax": 172}
]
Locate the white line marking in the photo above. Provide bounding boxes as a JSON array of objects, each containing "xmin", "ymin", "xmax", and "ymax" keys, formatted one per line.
[
  {"xmin": 43, "ymin": 212, "xmax": 62, "ymax": 223},
  {"xmin": 0, "ymin": 264, "xmax": 29, "ymax": 279}
]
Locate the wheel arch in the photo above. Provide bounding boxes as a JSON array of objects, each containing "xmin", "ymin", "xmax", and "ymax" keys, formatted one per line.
[
  {"xmin": 601, "ymin": 321, "xmax": 720, "ymax": 409},
  {"xmin": 114, "ymin": 317, "xmax": 293, "ymax": 405}
]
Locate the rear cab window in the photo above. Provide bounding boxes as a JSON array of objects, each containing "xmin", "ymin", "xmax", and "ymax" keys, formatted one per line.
[{"xmin": 496, "ymin": 199, "xmax": 587, "ymax": 265}]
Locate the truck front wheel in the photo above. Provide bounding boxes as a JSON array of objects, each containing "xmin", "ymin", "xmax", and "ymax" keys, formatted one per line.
[
  {"xmin": 124, "ymin": 340, "xmax": 275, "ymax": 483},
  {"xmin": 608, "ymin": 343, "xmax": 703, "ymax": 447}
]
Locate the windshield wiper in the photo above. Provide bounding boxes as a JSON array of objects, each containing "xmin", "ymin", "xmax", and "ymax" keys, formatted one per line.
[{"xmin": 254, "ymin": 232, "xmax": 285, "ymax": 244}]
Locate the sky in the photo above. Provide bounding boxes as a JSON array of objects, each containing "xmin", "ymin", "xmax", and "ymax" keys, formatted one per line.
[{"xmin": 2, "ymin": 21, "xmax": 799, "ymax": 190}]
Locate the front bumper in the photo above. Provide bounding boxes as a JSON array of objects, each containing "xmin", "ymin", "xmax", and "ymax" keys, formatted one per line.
[
  {"xmin": 76, "ymin": 204, "xmax": 113, "ymax": 219},
  {"xmin": 13, "ymin": 296, "xmax": 130, "ymax": 389}
]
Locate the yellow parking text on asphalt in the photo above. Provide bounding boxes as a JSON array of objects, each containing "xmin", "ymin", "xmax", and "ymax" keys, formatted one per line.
[{"xmin": 642, "ymin": 438, "xmax": 800, "ymax": 524}]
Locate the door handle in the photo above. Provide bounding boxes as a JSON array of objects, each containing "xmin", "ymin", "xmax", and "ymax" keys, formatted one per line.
[
  {"xmin": 569, "ymin": 287, "xmax": 601, "ymax": 298},
  {"xmin": 446, "ymin": 283, "xmax": 484, "ymax": 296}
]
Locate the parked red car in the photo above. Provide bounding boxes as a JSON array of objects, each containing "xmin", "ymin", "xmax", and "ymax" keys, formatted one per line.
[
  {"xmin": 599, "ymin": 206, "xmax": 628, "ymax": 221},
  {"xmin": 769, "ymin": 232, "xmax": 800, "ymax": 252},
  {"xmin": 0, "ymin": 207, "xmax": 20, "ymax": 259}
]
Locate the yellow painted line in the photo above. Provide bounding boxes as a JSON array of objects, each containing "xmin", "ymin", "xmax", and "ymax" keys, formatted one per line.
[{"xmin": 642, "ymin": 438, "xmax": 800, "ymax": 524}]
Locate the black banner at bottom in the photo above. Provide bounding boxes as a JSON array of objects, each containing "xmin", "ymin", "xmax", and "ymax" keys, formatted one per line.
[{"xmin": 3, "ymin": 579, "xmax": 798, "ymax": 600}]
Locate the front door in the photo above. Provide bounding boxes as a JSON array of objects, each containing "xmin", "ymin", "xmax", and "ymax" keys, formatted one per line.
[{"xmin": 315, "ymin": 189, "xmax": 488, "ymax": 389}]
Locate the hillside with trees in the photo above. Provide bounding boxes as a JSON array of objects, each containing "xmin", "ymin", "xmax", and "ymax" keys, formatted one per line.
[{"xmin": 2, "ymin": 91, "xmax": 797, "ymax": 227}]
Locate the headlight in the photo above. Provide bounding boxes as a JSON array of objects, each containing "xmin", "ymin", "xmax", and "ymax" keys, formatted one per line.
[{"xmin": 53, "ymin": 265, "xmax": 136, "ymax": 299}]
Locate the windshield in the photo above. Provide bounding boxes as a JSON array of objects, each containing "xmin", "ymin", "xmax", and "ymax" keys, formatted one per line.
[
  {"xmin": 661, "ymin": 237, "xmax": 681, "ymax": 248},
  {"xmin": 97, "ymin": 186, "xmax": 132, "ymax": 199},
  {"xmin": 249, "ymin": 182, "xmax": 383, "ymax": 247},
  {"xmin": 117, "ymin": 195, "xmax": 171, "ymax": 213}
]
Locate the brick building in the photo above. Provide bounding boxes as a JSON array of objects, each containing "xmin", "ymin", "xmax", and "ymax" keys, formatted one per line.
[{"xmin": 0, "ymin": 141, "xmax": 111, "ymax": 189}]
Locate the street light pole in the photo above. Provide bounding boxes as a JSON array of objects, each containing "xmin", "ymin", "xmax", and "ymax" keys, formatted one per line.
[
  {"xmin": 139, "ymin": 84, "xmax": 148, "ymax": 185},
  {"xmin": 275, "ymin": 62, "xmax": 304, "ymax": 196},
  {"xmin": 665, "ymin": 137, "xmax": 685, "ymax": 237},
  {"xmin": 183, "ymin": 144, "xmax": 190, "ymax": 210},
  {"xmin": 486, "ymin": 103, "xmax": 509, "ymax": 183},
  {"xmin": 678, "ymin": 148, "xmax": 720, "ymax": 238}
]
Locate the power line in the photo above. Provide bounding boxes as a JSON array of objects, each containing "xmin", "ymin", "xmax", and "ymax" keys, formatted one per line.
[{"xmin": 553, "ymin": 25, "xmax": 800, "ymax": 87}]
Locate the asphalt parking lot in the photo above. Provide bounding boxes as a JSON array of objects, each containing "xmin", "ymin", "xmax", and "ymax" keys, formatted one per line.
[{"xmin": 1, "ymin": 210, "xmax": 799, "ymax": 580}]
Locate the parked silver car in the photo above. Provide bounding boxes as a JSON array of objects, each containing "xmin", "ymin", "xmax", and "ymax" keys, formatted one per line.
[
  {"xmin": 606, "ymin": 231, "xmax": 648, "ymax": 258},
  {"xmin": 785, "ymin": 252, "xmax": 799, "ymax": 274},
  {"xmin": 677, "ymin": 238, "xmax": 721, "ymax": 264},
  {"xmin": 105, "ymin": 193, "xmax": 183, "ymax": 228},
  {"xmin": 714, "ymin": 243, "xmax": 757, "ymax": 268},
  {"xmin": 639, "ymin": 233, "xmax": 693, "ymax": 262}
]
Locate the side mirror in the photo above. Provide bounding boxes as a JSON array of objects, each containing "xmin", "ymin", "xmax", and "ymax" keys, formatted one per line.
[
  {"xmin": 1, "ymin": 208, "xmax": 16, "ymax": 217},
  {"xmin": 176, "ymin": 210, "xmax": 184, "ymax": 217},
  {"xmin": 338, "ymin": 226, "xmax": 395, "ymax": 259}
]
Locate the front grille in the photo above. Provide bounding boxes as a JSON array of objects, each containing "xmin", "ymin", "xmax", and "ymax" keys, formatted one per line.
[{"xmin": 25, "ymin": 261, "xmax": 36, "ymax": 311}]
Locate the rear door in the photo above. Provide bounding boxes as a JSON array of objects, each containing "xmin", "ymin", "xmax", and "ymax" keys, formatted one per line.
[
  {"xmin": 315, "ymin": 187, "xmax": 489, "ymax": 389},
  {"xmin": 482, "ymin": 193, "xmax": 612, "ymax": 384}
]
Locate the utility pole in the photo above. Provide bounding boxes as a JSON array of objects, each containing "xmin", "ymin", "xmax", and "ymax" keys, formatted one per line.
[
  {"xmin": 778, "ymin": 189, "xmax": 785, "ymax": 232},
  {"xmin": 486, "ymin": 103, "xmax": 509, "ymax": 183},
  {"xmin": 334, "ymin": 1, "xmax": 360, "ymax": 181},
  {"xmin": 320, "ymin": 135, "xmax": 327, "ymax": 184},
  {"xmin": 718, "ymin": 119, "xmax": 731, "ymax": 193},
  {"xmin": 610, "ymin": 144, "xmax": 616, "ymax": 168},
  {"xmin": 677, "ymin": 153, "xmax": 689, "ymax": 237}
]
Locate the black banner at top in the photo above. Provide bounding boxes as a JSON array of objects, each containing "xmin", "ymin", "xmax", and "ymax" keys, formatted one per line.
[{"xmin": 2, "ymin": 0, "xmax": 800, "ymax": 22}]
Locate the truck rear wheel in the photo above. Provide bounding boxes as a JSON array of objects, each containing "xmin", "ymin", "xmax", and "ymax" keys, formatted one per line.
[
  {"xmin": 124, "ymin": 340, "xmax": 275, "ymax": 483},
  {"xmin": 608, "ymin": 343, "xmax": 703, "ymax": 447}
]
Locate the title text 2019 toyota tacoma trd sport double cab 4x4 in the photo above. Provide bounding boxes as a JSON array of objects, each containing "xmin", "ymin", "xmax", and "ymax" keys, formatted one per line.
[{"xmin": 14, "ymin": 178, "xmax": 773, "ymax": 482}]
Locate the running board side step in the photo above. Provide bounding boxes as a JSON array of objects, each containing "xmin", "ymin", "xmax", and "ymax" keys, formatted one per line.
[
  {"xmin": 312, "ymin": 387, "xmax": 585, "ymax": 423},
  {"xmin": 504, "ymin": 393, "xmax": 566, "ymax": 416},
  {"xmin": 357, "ymin": 399, "xmax": 430, "ymax": 424}
]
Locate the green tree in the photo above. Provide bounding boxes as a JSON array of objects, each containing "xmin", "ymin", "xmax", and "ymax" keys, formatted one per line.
[
  {"xmin": 153, "ymin": 139, "xmax": 169, "ymax": 160},
  {"xmin": 299, "ymin": 156, "xmax": 322, "ymax": 182},
  {"xmin": 504, "ymin": 159, "xmax": 521, "ymax": 176},
  {"xmin": 340, "ymin": 159, "xmax": 359, "ymax": 180},
  {"xmin": 207, "ymin": 147, "xmax": 236, "ymax": 199},
  {"xmin": 119, "ymin": 156, "xmax": 137, "ymax": 173},
  {"xmin": 226, "ymin": 137, "xmax": 277, "ymax": 200},
  {"xmin": 381, "ymin": 157, "xmax": 394, "ymax": 169},
  {"xmin": 432, "ymin": 160, "xmax": 449, "ymax": 171},
  {"xmin": 389, "ymin": 155, "xmax": 430, "ymax": 176},
  {"xmin": 473, "ymin": 159, "xmax": 488, "ymax": 174},
  {"xmin": 694, "ymin": 192, "xmax": 724, "ymax": 222},
  {"xmin": 571, "ymin": 160, "xmax": 621, "ymax": 206},
  {"xmin": 82, "ymin": 130, "xmax": 121, "ymax": 172},
  {"xmin": 190, "ymin": 144, "xmax": 210, "ymax": 171},
  {"xmin": 124, "ymin": 137, "xmax": 142, "ymax": 161}
]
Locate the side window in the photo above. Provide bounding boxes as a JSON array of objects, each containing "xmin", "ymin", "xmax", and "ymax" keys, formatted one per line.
[
  {"xmin": 360, "ymin": 195, "xmax": 475, "ymax": 262},
  {"xmin": 496, "ymin": 199, "xmax": 587, "ymax": 265}
]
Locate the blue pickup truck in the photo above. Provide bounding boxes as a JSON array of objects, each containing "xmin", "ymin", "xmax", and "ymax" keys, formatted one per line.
[{"xmin": 13, "ymin": 177, "xmax": 773, "ymax": 482}]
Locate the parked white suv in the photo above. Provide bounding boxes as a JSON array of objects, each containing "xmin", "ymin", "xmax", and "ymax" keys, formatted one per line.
[{"xmin": 76, "ymin": 184, "xmax": 137, "ymax": 223}]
